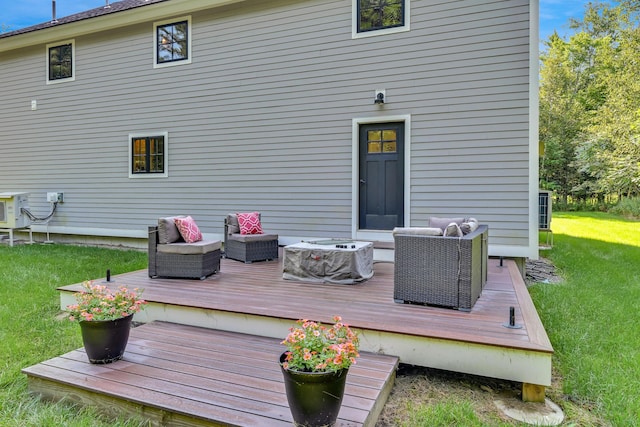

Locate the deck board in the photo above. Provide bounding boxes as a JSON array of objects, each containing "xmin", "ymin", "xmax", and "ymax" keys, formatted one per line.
[
  {"xmin": 55, "ymin": 254, "xmax": 553, "ymax": 387},
  {"xmin": 24, "ymin": 322, "xmax": 398, "ymax": 427},
  {"xmin": 59, "ymin": 256, "xmax": 551, "ymax": 353},
  {"xmin": 25, "ymin": 254, "xmax": 555, "ymax": 424}
]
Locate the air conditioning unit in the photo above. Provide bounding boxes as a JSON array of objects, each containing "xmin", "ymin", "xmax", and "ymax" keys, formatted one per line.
[
  {"xmin": 538, "ymin": 190, "xmax": 552, "ymax": 231},
  {"xmin": 0, "ymin": 192, "xmax": 30, "ymax": 229}
]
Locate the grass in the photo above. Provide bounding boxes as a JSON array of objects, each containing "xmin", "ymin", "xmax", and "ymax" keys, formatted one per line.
[
  {"xmin": 380, "ymin": 211, "xmax": 640, "ymax": 426},
  {"xmin": 0, "ymin": 244, "xmax": 148, "ymax": 427},
  {"xmin": 1, "ymin": 212, "xmax": 639, "ymax": 426},
  {"xmin": 404, "ymin": 399, "xmax": 497, "ymax": 426},
  {"xmin": 528, "ymin": 212, "xmax": 640, "ymax": 426}
]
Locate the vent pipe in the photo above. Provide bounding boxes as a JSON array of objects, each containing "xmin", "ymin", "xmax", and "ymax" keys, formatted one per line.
[
  {"xmin": 51, "ymin": 0, "xmax": 58, "ymax": 24},
  {"xmin": 104, "ymin": 0, "xmax": 111, "ymax": 8}
]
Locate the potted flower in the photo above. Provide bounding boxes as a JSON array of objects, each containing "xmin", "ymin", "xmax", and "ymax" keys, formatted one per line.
[
  {"xmin": 66, "ymin": 280, "xmax": 147, "ymax": 364},
  {"xmin": 279, "ymin": 316, "xmax": 360, "ymax": 427}
]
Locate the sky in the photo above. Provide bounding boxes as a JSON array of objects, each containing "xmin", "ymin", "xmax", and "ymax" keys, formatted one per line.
[{"xmin": 1, "ymin": 0, "xmax": 590, "ymax": 42}]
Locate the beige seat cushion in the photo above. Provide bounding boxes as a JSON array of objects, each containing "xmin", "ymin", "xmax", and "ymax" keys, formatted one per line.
[
  {"xmin": 157, "ymin": 240, "xmax": 221, "ymax": 255},
  {"xmin": 228, "ymin": 233, "xmax": 278, "ymax": 243},
  {"xmin": 392, "ymin": 227, "xmax": 443, "ymax": 236}
]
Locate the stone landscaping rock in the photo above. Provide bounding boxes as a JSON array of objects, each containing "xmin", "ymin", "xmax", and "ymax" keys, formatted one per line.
[{"xmin": 526, "ymin": 258, "xmax": 562, "ymax": 285}]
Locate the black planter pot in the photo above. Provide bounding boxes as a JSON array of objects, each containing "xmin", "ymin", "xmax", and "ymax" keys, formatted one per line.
[
  {"xmin": 279, "ymin": 352, "xmax": 348, "ymax": 427},
  {"xmin": 79, "ymin": 314, "xmax": 133, "ymax": 364}
]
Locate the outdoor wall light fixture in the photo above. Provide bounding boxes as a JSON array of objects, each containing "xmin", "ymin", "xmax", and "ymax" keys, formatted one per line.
[{"xmin": 374, "ymin": 89, "xmax": 385, "ymax": 104}]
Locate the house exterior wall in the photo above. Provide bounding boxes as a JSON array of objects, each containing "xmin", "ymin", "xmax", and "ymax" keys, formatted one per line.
[{"xmin": 0, "ymin": 0, "xmax": 538, "ymax": 258}]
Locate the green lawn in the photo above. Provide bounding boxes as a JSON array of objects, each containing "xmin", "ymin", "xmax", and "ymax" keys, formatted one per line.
[
  {"xmin": 1, "ymin": 213, "xmax": 638, "ymax": 426},
  {"xmin": 0, "ymin": 244, "xmax": 148, "ymax": 427},
  {"xmin": 529, "ymin": 212, "xmax": 640, "ymax": 426}
]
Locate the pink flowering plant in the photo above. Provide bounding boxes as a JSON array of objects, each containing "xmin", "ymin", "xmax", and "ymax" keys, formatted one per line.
[
  {"xmin": 66, "ymin": 280, "xmax": 147, "ymax": 322},
  {"xmin": 281, "ymin": 316, "xmax": 360, "ymax": 373}
]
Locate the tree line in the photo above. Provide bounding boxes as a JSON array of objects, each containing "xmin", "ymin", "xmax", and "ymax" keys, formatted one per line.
[{"xmin": 540, "ymin": 0, "xmax": 640, "ymax": 204}]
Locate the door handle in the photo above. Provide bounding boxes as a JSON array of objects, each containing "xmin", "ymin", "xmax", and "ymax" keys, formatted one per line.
[{"xmin": 359, "ymin": 179, "xmax": 366, "ymax": 185}]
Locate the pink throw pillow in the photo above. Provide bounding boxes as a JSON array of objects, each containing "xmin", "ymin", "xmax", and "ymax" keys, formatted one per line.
[
  {"xmin": 237, "ymin": 212, "xmax": 263, "ymax": 235},
  {"xmin": 173, "ymin": 216, "xmax": 203, "ymax": 243}
]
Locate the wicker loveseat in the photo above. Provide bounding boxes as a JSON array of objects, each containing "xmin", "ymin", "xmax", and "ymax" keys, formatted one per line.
[
  {"xmin": 393, "ymin": 221, "xmax": 488, "ymax": 310},
  {"xmin": 224, "ymin": 213, "xmax": 279, "ymax": 263},
  {"xmin": 148, "ymin": 217, "xmax": 221, "ymax": 280}
]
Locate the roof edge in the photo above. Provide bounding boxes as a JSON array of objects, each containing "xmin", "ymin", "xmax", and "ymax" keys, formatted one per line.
[{"xmin": 0, "ymin": 0, "xmax": 245, "ymax": 53}]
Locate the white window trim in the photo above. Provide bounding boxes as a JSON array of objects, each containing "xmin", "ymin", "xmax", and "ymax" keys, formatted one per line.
[
  {"xmin": 352, "ymin": 0, "xmax": 410, "ymax": 39},
  {"xmin": 351, "ymin": 115, "xmax": 411, "ymax": 242},
  {"xmin": 46, "ymin": 39, "xmax": 75, "ymax": 84},
  {"xmin": 153, "ymin": 16, "xmax": 192, "ymax": 69},
  {"xmin": 128, "ymin": 132, "xmax": 169, "ymax": 179}
]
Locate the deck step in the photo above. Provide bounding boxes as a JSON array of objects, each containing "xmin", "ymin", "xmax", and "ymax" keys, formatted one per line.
[{"xmin": 23, "ymin": 321, "xmax": 399, "ymax": 427}]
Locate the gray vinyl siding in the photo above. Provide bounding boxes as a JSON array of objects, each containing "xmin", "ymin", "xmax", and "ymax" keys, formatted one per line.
[{"xmin": 0, "ymin": 0, "xmax": 534, "ymax": 253}]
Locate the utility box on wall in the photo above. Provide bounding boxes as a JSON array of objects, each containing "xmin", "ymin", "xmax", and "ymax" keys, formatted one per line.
[{"xmin": 0, "ymin": 192, "xmax": 30, "ymax": 229}]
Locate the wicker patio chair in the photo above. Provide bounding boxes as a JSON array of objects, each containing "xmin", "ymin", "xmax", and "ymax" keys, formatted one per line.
[
  {"xmin": 224, "ymin": 213, "xmax": 279, "ymax": 263},
  {"xmin": 393, "ymin": 224, "xmax": 488, "ymax": 310},
  {"xmin": 148, "ymin": 217, "xmax": 221, "ymax": 280}
]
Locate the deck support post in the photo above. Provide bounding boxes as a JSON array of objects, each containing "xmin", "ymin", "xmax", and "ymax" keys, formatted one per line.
[{"xmin": 522, "ymin": 383, "xmax": 545, "ymax": 402}]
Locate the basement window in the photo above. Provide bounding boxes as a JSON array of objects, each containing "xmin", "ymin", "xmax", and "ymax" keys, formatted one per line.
[
  {"xmin": 46, "ymin": 40, "xmax": 75, "ymax": 84},
  {"xmin": 129, "ymin": 133, "xmax": 169, "ymax": 178}
]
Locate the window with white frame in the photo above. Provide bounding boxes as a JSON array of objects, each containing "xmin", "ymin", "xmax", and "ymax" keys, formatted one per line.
[
  {"xmin": 46, "ymin": 39, "xmax": 75, "ymax": 83},
  {"xmin": 353, "ymin": 0, "xmax": 409, "ymax": 38},
  {"xmin": 154, "ymin": 16, "xmax": 192, "ymax": 68},
  {"xmin": 129, "ymin": 132, "xmax": 169, "ymax": 178}
]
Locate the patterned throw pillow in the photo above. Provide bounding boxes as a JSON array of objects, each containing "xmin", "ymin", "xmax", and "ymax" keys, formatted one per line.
[
  {"xmin": 173, "ymin": 216, "xmax": 203, "ymax": 243},
  {"xmin": 237, "ymin": 212, "xmax": 263, "ymax": 235}
]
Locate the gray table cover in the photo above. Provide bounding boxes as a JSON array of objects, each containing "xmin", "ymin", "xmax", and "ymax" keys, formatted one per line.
[{"xmin": 282, "ymin": 241, "xmax": 374, "ymax": 284}]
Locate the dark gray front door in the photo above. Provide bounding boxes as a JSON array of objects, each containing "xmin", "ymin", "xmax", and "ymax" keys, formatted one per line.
[{"xmin": 359, "ymin": 123, "xmax": 404, "ymax": 230}]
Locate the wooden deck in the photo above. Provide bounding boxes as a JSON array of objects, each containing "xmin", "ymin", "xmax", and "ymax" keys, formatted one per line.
[
  {"xmin": 25, "ymin": 253, "xmax": 553, "ymax": 425},
  {"xmin": 24, "ymin": 322, "xmax": 398, "ymax": 426},
  {"xmin": 56, "ymin": 255, "xmax": 552, "ymax": 387}
]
